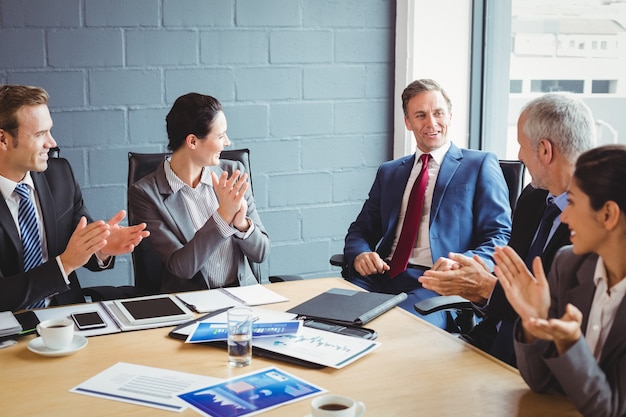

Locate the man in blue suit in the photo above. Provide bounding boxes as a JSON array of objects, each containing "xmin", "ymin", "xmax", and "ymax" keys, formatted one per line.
[{"xmin": 343, "ymin": 79, "xmax": 512, "ymax": 329}]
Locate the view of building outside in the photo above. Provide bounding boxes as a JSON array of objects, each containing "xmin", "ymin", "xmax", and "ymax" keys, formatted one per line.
[{"xmin": 504, "ymin": 0, "xmax": 626, "ymax": 159}]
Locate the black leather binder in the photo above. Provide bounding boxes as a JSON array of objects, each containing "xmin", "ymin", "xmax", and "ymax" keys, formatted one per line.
[{"xmin": 287, "ymin": 288, "xmax": 407, "ymax": 325}]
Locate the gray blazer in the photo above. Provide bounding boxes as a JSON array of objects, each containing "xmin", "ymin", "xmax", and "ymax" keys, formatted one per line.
[
  {"xmin": 514, "ymin": 247, "xmax": 626, "ymax": 417},
  {"xmin": 128, "ymin": 159, "xmax": 269, "ymax": 293}
]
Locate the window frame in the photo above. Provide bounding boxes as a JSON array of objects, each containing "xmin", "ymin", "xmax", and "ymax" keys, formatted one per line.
[{"xmin": 394, "ymin": 0, "xmax": 512, "ymax": 157}]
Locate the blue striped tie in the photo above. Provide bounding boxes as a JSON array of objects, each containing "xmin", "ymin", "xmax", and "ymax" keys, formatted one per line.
[{"xmin": 15, "ymin": 183, "xmax": 46, "ymax": 309}]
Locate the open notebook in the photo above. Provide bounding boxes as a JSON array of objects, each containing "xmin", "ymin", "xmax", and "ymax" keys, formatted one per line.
[{"xmin": 175, "ymin": 284, "xmax": 288, "ymax": 313}]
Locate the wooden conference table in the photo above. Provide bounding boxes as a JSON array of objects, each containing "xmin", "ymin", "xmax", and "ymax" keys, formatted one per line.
[{"xmin": 0, "ymin": 278, "xmax": 581, "ymax": 417}]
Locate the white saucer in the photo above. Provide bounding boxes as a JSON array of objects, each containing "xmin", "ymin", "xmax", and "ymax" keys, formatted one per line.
[{"xmin": 28, "ymin": 334, "xmax": 88, "ymax": 357}]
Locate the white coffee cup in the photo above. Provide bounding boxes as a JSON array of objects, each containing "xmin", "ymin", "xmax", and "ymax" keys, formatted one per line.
[
  {"xmin": 37, "ymin": 318, "xmax": 74, "ymax": 350},
  {"xmin": 311, "ymin": 394, "xmax": 366, "ymax": 417}
]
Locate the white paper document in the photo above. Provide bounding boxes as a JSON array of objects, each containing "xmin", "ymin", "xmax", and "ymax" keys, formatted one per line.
[
  {"xmin": 252, "ymin": 326, "xmax": 381, "ymax": 369},
  {"xmin": 70, "ymin": 362, "xmax": 222, "ymax": 412},
  {"xmin": 176, "ymin": 285, "xmax": 288, "ymax": 313},
  {"xmin": 173, "ymin": 307, "xmax": 380, "ymax": 369}
]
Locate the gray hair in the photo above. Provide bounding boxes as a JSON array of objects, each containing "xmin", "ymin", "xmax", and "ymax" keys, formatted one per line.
[{"xmin": 521, "ymin": 92, "xmax": 596, "ymax": 163}]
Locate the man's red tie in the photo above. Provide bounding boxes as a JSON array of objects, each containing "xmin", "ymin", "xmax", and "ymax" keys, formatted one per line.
[{"xmin": 388, "ymin": 153, "xmax": 430, "ymax": 278}]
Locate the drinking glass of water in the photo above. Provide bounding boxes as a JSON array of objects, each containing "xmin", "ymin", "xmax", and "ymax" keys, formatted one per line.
[{"xmin": 227, "ymin": 307, "xmax": 253, "ymax": 367}]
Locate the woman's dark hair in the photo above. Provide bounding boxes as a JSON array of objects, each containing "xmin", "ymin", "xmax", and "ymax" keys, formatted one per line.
[
  {"xmin": 165, "ymin": 93, "xmax": 223, "ymax": 152},
  {"xmin": 574, "ymin": 144, "xmax": 626, "ymax": 213}
]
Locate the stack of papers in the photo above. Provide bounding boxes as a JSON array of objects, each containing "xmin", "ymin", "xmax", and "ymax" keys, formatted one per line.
[
  {"xmin": 173, "ymin": 307, "xmax": 381, "ymax": 369},
  {"xmin": 71, "ymin": 363, "xmax": 323, "ymax": 415},
  {"xmin": 0, "ymin": 311, "xmax": 22, "ymax": 337}
]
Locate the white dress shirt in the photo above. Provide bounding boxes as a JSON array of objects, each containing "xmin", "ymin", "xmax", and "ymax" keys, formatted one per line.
[
  {"xmin": 389, "ymin": 142, "xmax": 451, "ymax": 267},
  {"xmin": 585, "ymin": 256, "xmax": 626, "ymax": 361}
]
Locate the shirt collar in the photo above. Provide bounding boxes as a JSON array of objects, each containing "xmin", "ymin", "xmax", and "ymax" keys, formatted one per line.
[
  {"xmin": 0, "ymin": 172, "xmax": 34, "ymax": 201},
  {"xmin": 165, "ymin": 157, "xmax": 213, "ymax": 193},
  {"xmin": 593, "ymin": 256, "xmax": 607, "ymax": 288},
  {"xmin": 550, "ymin": 191, "xmax": 568, "ymax": 213},
  {"xmin": 593, "ymin": 255, "xmax": 626, "ymax": 293},
  {"xmin": 415, "ymin": 141, "xmax": 451, "ymax": 167}
]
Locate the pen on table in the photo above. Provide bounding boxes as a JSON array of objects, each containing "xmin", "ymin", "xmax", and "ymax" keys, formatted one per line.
[{"xmin": 235, "ymin": 316, "xmax": 259, "ymax": 332}]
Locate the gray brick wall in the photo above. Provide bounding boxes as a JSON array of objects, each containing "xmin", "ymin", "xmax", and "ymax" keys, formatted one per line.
[{"xmin": 0, "ymin": 0, "xmax": 395, "ymax": 287}]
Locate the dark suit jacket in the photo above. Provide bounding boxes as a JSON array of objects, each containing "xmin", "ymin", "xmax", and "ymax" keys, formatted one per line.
[
  {"xmin": 343, "ymin": 143, "xmax": 512, "ymax": 275},
  {"xmin": 127, "ymin": 159, "xmax": 270, "ymax": 293},
  {"xmin": 490, "ymin": 185, "xmax": 571, "ymax": 321},
  {"xmin": 0, "ymin": 158, "xmax": 112, "ymax": 311},
  {"xmin": 465, "ymin": 185, "xmax": 571, "ymax": 364},
  {"xmin": 515, "ymin": 248, "xmax": 626, "ymax": 417}
]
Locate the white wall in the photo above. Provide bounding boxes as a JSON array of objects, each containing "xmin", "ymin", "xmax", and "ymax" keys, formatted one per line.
[{"xmin": 394, "ymin": 0, "xmax": 473, "ymax": 158}]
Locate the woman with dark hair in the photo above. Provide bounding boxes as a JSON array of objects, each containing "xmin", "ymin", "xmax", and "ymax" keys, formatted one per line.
[
  {"xmin": 494, "ymin": 144, "xmax": 626, "ymax": 417},
  {"xmin": 128, "ymin": 93, "xmax": 269, "ymax": 293}
]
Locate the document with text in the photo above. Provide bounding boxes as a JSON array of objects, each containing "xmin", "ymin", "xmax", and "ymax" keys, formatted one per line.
[{"xmin": 70, "ymin": 362, "xmax": 222, "ymax": 412}]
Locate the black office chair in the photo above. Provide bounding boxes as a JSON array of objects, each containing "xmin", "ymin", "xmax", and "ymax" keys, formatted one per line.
[
  {"xmin": 127, "ymin": 149, "xmax": 300, "ymax": 294},
  {"xmin": 330, "ymin": 160, "xmax": 526, "ymax": 334},
  {"xmin": 43, "ymin": 147, "xmax": 138, "ymax": 301},
  {"xmin": 498, "ymin": 159, "xmax": 526, "ymax": 213}
]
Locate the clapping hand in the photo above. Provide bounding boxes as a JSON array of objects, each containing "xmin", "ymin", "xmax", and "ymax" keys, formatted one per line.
[
  {"xmin": 420, "ymin": 253, "xmax": 496, "ymax": 303},
  {"xmin": 97, "ymin": 210, "xmax": 150, "ymax": 258},
  {"xmin": 493, "ymin": 246, "xmax": 550, "ymax": 344},
  {"xmin": 524, "ymin": 303, "xmax": 583, "ymax": 355},
  {"xmin": 212, "ymin": 169, "xmax": 250, "ymax": 231}
]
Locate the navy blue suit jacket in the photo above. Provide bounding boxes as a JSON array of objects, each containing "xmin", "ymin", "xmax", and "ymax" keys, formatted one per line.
[{"xmin": 344, "ymin": 143, "xmax": 512, "ymax": 274}]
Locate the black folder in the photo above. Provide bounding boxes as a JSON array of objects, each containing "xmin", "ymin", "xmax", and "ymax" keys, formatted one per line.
[{"xmin": 287, "ymin": 288, "xmax": 407, "ymax": 325}]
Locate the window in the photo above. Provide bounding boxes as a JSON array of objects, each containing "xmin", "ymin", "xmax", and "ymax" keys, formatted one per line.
[
  {"xmin": 592, "ymin": 80, "xmax": 617, "ymax": 94},
  {"xmin": 482, "ymin": 0, "xmax": 625, "ymax": 158},
  {"xmin": 530, "ymin": 80, "xmax": 584, "ymax": 94},
  {"xmin": 396, "ymin": 0, "xmax": 625, "ymax": 158},
  {"xmin": 394, "ymin": 1, "xmax": 473, "ymax": 158}
]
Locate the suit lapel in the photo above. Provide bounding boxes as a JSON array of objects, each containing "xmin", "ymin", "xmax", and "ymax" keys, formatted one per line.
[
  {"xmin": 0, "ymin": 194, "xmax": 22, "ymax": 259},
  {"xmin": 430, "ymin": 144, "xmax": 461, "ymax": 222},
  {"xmin": 376, "ymin": 155, "xmax": 414, "ymax": 256},
  {"xmin": 565, "ymin": 255, "xmax": 626, "ymax": 369},
  {"xmin": 566, "ymin": 262, "xmax": 596, "ymax": 334},
  {"xmin": 32, "ymin": 171, "xmax": 58, "ymax": 255},
  {"xmin": 387, "ymin": 155, "xmax": 414, "ymax": 232},
  {"xmin": 542, "ymin": 224, "xmax": 570, "ymax": 266},
  {"xmin": 155, "ymin": 164, "xmax": 197, "ymax": 243},
  {"xmin": 509, "ymin": 187, "xmax": 547, "ymax": 256},
  {"xmin": 600, "ymin": 298, "xmax": 626, "ymax": 366}
]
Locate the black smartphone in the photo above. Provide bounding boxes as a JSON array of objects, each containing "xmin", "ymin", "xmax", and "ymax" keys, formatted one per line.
[{"xmin": 71, "ymin": 311, "xmax": 107, "ymax": 330}]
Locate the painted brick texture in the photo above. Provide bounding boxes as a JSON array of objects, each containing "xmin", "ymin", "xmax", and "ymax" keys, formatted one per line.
[{"xmin": 0, "ymin": 0, "xmax": 395, "ymax": 285}]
